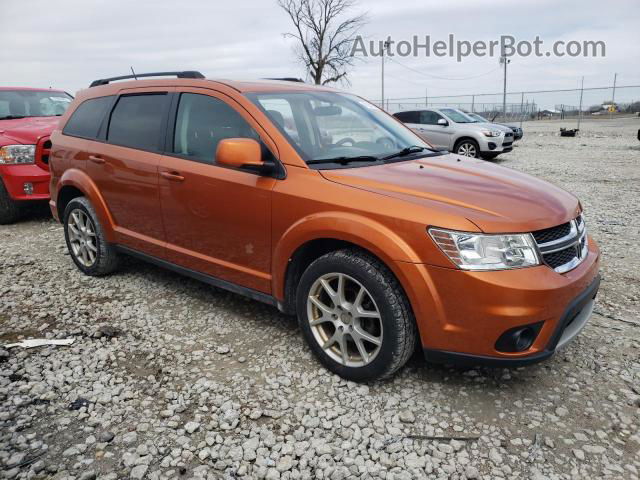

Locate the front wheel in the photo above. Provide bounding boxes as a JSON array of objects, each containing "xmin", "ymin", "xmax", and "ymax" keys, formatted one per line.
[
  {"xmin": 454, "ymin": 139, "xmax": 480, "ymax": 158},
  {"xmin": 296, "ymin": 249, "xmax": 417, "ymax": 382},
  {"xmin": 0, "ymin": 179, "xmax": 22, "ymax": 225}
]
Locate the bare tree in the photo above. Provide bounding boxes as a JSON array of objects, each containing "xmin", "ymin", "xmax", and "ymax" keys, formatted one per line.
[{"xmin": 278, "ymin": 0, "xmax": 367, "ymax": 85}]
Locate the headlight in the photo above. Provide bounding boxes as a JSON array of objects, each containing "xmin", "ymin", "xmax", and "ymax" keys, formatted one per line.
[
  {"xmin": 481, "ymin": 129, "xmax": 502, "ymax": 137},
  {"xmin": 429, "ymin": 228, "xmax": 540, "ymax": 270},
  {"xmin": 0, "ymin": 145, "xmax": 36, "ymax": 165}
]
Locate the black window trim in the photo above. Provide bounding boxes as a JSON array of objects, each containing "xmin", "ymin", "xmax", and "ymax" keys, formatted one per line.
[
  {"xmin": 164, "ymin": 91, "xmax": 286, "ymax": 179},
  {"xmin": 61, "ymin": 95, "xmax": 117, "ymax": 141},
  {"xmin": 104, "ymin": 91, "xmax": 172, "ymax": 155}
]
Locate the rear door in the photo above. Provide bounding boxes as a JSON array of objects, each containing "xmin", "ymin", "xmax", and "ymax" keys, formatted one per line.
[
  {"xmin": 158, "ymin": 89, "xmax": 278, "ymax": 293},
  {"xmin": 87, "ymin": 88, "xmax": 172, "ymax": 257}
]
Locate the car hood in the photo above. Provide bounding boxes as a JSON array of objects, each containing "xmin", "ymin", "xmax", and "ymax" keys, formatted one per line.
[
  {"xmin": 319, "ymin": 154, "xmax": 580, "ymax": 233},
  {"xmin": 0, "ymin": 116, "xmax": 60, "ymax": 145}
]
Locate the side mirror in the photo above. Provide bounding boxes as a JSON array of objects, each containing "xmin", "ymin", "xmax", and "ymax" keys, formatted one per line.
[
  {"xmin": 437, "ymin": 118, "xmax": 448, "ymax": 126},
  {"xmin": 216, "ymin": 138, "xmax": 268, "ymax": 173}
]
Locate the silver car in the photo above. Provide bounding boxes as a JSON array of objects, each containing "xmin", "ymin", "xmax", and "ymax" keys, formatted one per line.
[{"xmin": 393, "ymin": 107, "xmax": 514, "ymax": 159}]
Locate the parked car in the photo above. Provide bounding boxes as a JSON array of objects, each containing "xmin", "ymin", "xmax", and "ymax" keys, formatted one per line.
[
  {"xmin": 465, "ymin": 111, "xmax": 524, "ymax": 141},
  {"xmin": 0, "ymin": 87, "xmax": 73, "ymax": 224},
  {"xmin": 393, "ymin": 108, "xmax": 514, "ymax": 159},
  {"xmin": 49, "ymin": 71, "xmax": 600, "ymax": 381}
]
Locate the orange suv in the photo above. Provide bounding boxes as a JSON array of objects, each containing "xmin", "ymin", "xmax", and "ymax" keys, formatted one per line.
[{"xmin": 49, "ymin": 71, "xmax": 600, "ymax": 381}]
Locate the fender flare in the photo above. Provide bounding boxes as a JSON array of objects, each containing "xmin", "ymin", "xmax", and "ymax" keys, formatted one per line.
[
  {"xmin": 58, "ymin": 169, "xmax": 116, "ymax": 242},
  {"xmin": 272, "ymin": 211, "xmax": 422, "ymax": 300}
]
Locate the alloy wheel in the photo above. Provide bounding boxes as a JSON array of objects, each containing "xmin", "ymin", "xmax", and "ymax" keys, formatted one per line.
[
  {"xmin": 67, "ymin": 209, "xmax": 98, "ymax": 267},
  {"xmin": 306, "ymin": 272, "xmax": 383, "ymax": 367},
  {"xmin": 457, "ymin": 142, "xmax": 477, "ymax": 157}
]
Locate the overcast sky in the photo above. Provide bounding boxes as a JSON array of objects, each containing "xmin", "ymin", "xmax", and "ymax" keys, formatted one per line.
[{"xmin": 2, "ymin": 0, "xmax": 639, "ymax": 106}]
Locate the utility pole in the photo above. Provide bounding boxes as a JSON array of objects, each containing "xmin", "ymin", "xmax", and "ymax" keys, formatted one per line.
[
  {"xmin": 500, "ymin": 55, "xmax": 510, "ymax": 122},
  {"xmin": 381, "ymin": 40, "xmax": 390, "ymax": 110},
  {"xmin": 610, "ymin": 72, "xmax": 618, "ymax": 119},
  {"xmin": 577, "ymin": 76, "xmax": 584, "ymax": 130}
]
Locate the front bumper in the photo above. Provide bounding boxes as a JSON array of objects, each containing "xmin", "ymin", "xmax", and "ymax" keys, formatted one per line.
[
  {"xmin": 478, "ymin": 134, "xmax": 513, "ymax": 154},
  {"xmin": 424, "ymin": 274, "xmax": 599, "ymax": 366},
  {"xmin": 394, "ymin": 237, "xmax": 600, "ymax": 366},
  {"xmin": 0, "ymin": 164, "xmax": 50, "ymax": 201}
]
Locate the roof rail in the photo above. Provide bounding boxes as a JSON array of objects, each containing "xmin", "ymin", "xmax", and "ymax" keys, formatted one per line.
[
  {"xmin": 264, "ymin": 77, "xmax": 305, "ymax": 83},
  {"xmin": 89, "ymin": 71, "xmax": 205, "ymax": 88}
]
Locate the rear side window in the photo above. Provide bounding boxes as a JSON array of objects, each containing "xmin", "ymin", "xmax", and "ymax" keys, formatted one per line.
[
  {"xmin": 173, "ymin": 93, "xmax": 259, "ymax": 164},
  {"xmin": 395, "ymin": 111, "xmax": 418, "ymax": 123},
  {"xmin": 107, "ymin": 94, "xmax": 168, "ymax": 151},
  {"xmin": 63, "ymin": 96, "xmax": 113, "ymax": 139}
]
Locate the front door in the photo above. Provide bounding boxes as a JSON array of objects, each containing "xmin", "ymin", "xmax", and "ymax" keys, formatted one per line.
[
  {"xmin": 158, "ymin": 90, "xmax": 278, "ymax": 293},
  {"xmin": 420, "ymin": 111, "xmax": 454, "ymax": 149}
]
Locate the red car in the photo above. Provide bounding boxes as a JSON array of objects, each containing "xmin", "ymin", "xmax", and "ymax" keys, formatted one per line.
[{"xmin": 0, "ymin": 87, "xmax": 73, "ymax": 223}]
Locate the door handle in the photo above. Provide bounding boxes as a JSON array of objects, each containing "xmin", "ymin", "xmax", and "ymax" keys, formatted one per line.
[
  {"xmin": 89, "ymin": 155, "xmax": 105, "ymax": 164},
  {"xmin": 160, "ymin": 171, "xmax": 185, "ymax": 182}
]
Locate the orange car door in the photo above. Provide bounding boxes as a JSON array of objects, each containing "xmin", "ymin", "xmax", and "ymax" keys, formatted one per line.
[
  {"xmin": 88, "ymin": 87, "xmax": 174, "ymax": 257},
  {"xmin": 158, "ymin": 89, "xmax": 279, "ymax": 294}
]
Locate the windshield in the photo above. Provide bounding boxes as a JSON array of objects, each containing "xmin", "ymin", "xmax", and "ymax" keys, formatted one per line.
[
  {"xmin": 247, "ymin": 91, "xmax": 434, "ymax": 166},
  {"xmin": 468, "ymin": 113, "xmax": 488, "ymax": 122},
  {"xmin": 0, "ymin": 90, "xmax": 73, "ymax": 119},
  {"xmin": 440, "ymin": 108, "xmax": 477, "ymax": 124}
]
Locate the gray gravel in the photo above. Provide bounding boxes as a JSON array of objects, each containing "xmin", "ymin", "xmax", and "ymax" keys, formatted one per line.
[{"xmin": 1, "ymin": 117, "xmax": 639, "ymax": 479}]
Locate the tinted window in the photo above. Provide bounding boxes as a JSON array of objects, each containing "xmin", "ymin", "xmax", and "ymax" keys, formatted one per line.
[
  {"xmin": 173, "ymin": 93, "xmax": 259, "ymax": 164},
  {"xmin": 395, "ymin": 111, "xmax": 418, "ymax": 123},
  {"xmin": 420, "ymin": 111, "xmax": 444, "ymax": 125},
  {"xmin": 107, "ymin": 94, "xmax": 168, "ymax": 151},
  {"xmin": 63, "ymin": 96, "xmax": 113, "ymax": 139}
]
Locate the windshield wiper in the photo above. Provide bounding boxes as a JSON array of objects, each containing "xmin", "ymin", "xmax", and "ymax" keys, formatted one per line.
[
  {"xmin": 0, "ymin": 115, "xmax": 26, "ymax": 120},
  {"xmin": 307, "ymin": 155, "xmax": 381, "ymax": 165},
  {"xmin": 382, "ymin": 145, "xmax": 428, "ymax": 161}
]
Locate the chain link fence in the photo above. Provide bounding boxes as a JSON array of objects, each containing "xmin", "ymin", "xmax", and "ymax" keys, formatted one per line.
[{"xmin": 375, "ymin": 85, "xmax": 640, "ymax": 124}]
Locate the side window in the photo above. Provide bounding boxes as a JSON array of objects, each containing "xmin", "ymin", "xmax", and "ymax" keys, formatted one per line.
[
  {"xmin": 107, "ymin": 94, "xmax": 168, "ymax": 151},
  {"xmin": 173, "ymin": 93, "xmax": 259, "ymax": 164},
  {"xmin": 420, "ymin": 111, "xmax": 443, "ymax": 125},
  {"xmin": 396, "ymin": 111, "xmax": 418, "ymax": 123},
  {"xmin": 257, "ymin": 98, "xmax": 301, "ymax": 146},
  {"xmin": 63, "ymin": 96, "xmax": 114, "ymax": 139}
]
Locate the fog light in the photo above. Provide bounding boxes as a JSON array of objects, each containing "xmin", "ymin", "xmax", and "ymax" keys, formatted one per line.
[
  {"xmin": 23, "ymin": 183, "xmax": 34, "ymax": 195},
  {"xmin": 495, "ymin": 322, "xmax": 544, "ymax": 353},
  {"xmin": 488, "ymin": 142, "xmax": 497, "ymax": 150}
]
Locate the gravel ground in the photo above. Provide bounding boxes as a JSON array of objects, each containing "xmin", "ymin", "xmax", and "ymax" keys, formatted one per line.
[{"xmin": 1, "ymin": 117, "xmax": 639, "ymax": 480}]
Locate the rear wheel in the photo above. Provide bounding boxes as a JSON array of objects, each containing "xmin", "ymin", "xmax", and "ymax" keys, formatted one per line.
[
  {"xmin": 296, "ymin": 249, "xmax": 417, "ymax": 382},
  {"xmin": 63, "ymin": 197, "xmax": 119, "ymax": 276},
  {"xmin": 454, "ymin": 139, "xmax": 480, "ymax": 158},
  {"xmin": 0, "ymin": 179, "xmax": 22, "ymax": 225}
]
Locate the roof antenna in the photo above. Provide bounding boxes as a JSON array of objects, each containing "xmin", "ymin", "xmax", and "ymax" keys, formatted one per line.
[{"xmin": 130, "ymin": 66, "xmax": 138, "ymax": 80}]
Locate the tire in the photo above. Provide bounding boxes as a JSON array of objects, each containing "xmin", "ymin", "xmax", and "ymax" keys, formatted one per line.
[
  {"xmin": 454, "ymin": 139, "xmax": 480, "ymax": 158},
  {"xmin": 0, "ymin": 179, "xmax": 22, "ymax": 225},
  {"xmin": 296, "ymin": 249, "xmax": 417, "ymax": 382},
  {"xmin": 480, "ymin": 153, "xmax": 499, "ymax": 160},
  {"xmin": 63, "ymin": 197, "xmax": 119, "ymax": 276}
]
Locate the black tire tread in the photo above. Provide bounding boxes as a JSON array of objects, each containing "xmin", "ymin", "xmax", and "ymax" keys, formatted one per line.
[
  {"xmin": 298, "ymin": 248, "xmax": 417, "ymax": 381},
  {"xmin": 0, "ymin": 179, "xmax": 22, "ymax": 225},
  {"xmin": 63, "ymin": 197, "xmax": 119, "ymax": 276},
  {"xmin": 454, "ymin": 138, "xmax": 480, "ymax": 158}
]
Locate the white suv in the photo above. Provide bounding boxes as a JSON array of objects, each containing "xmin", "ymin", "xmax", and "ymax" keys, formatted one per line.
[{"xmin": 393, "ymin": 107, "xmax": 514, "ymax": 160}]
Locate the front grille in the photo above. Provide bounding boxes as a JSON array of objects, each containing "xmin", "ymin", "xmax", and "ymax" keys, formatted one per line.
[
  {"xmin": 532, "ymin": 216, "xmax": 587, "ymax": 273},
  {"xmin": 41, "ymin": 140, "xmax": 52, "ymax": 164},
  {"xmin": 532, "ymin": 222, "xmax": 571, "ymax": 244},
  {"xmin": 544, "ymin": 247, "xmax": 578, "ymax": 269},
  {"xmin": 35, "ymin": 137, "xmax": 51, "ymax": 171}
]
